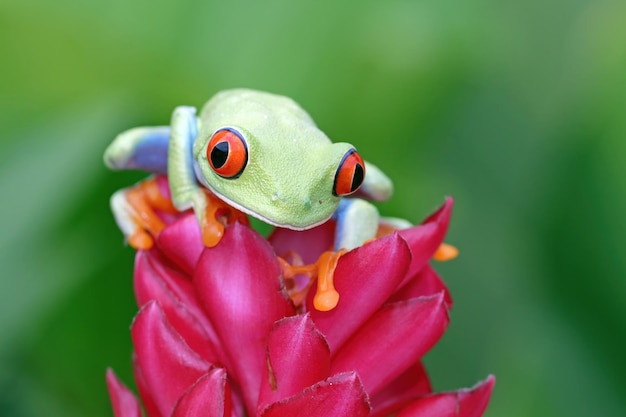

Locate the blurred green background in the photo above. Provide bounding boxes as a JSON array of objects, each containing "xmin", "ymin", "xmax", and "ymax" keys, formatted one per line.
[{"xmin": 1, "ymin": 0, "xmax": 625, "ymax": 416}]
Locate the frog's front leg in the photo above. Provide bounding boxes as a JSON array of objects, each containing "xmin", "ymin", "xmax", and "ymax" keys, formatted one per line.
[
  {"xmin": 308, "ymin": 199, "xmax": 380, "ymax": 311},
  {"xmin": 333, "ymin": 198, "xmax": 380, "ymax": 250},
  {"xmin": 167, "ymin": 106, "xmax": 248, "ymax": 247},
  {"xmin": 167, "ymin": 106, "xmax": 202, "ymax": 212},
  {"xmin": 306, "ymin": 200, "xmax": 457, "ymax": 311}
]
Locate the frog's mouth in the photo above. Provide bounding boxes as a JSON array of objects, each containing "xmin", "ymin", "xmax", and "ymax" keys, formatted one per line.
[{"xmin": 204, "ymin": 185, "xmax": 332, "ymax": 231}]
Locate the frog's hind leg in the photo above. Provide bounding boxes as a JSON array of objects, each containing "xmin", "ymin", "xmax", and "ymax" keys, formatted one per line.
[
  {"xmin": 110, "ymin": 177, "xmax": 178, "ymax": 250},
  {"xmin": 106, "ymin": 126, "xmax": 174, "ymax": 249},
  {"xmin": 104, "ymin": 126, "xmax": 171, "ymax": 174},
  {"xmin": 306, "ymin": 199, "xmax": 380, "ymax": 311}
]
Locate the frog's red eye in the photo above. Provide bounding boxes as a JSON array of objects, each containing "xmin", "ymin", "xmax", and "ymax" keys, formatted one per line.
[
  {"xmin": 333, "ymin": 149, "xmax": 365, "ymax": 196},
  {"xmin": 207, "ymin": 128, "xmax": 248, "ymax": 179}
]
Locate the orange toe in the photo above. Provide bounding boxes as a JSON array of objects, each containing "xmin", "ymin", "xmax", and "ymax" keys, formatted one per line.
[
  {"xmin": 201, "ymin": 191, "xmax": 248, "ymax": 248},
  {"xmin": 128, "ymin": 230, "xmax": 154, "ymax": 250},
  {"xmin": 313, "ymin": 249, "xmax": 346, "ymax": 312},
  {"xmin": 433, "ymin": 243, "xmax": 458, "ymax": 261}
]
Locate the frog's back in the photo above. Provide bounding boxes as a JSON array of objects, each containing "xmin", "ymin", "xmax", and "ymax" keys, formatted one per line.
[{"xmin": 198, "ymin": 89, "xmax": 325, "ymax": 142}]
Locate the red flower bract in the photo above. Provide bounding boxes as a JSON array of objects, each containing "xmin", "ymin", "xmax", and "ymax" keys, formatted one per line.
[{"xmin": 107, "ymin": 197, "xmax": 495, "ymax": 417}]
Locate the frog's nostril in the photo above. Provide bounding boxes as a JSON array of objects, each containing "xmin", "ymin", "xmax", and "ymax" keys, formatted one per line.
[{"xmin": 270, "ymin": 192, "xmax": 287, "ymax": 204}]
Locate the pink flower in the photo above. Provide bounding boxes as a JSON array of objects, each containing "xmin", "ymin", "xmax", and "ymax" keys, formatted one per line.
[{"xmin": 106, "ymin": 196, "xmax": 494, "ymax": 417}]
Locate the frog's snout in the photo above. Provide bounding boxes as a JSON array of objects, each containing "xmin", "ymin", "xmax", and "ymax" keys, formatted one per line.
[{"xmin": 270, "ymin": 192, "xmax": 313, "ymax": 211}]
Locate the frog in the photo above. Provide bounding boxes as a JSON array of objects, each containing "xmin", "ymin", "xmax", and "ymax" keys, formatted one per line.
[{"xmin": 104, "ymin": 89, "xmax": 450, "ymax": 311}]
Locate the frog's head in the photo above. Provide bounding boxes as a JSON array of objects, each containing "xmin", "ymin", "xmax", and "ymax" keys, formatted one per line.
[{"xmin": 193, "ymin": 89, "xmax": 365, "ymax": 230}]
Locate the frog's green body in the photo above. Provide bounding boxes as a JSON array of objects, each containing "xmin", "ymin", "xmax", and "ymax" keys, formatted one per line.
[
  {"xmin": 193, "ymin": 90, "xmax": 356, "ymax": 229},
  {"xmin": 105, "ymin": 89, "xmax": 400, "ymax": 251}
]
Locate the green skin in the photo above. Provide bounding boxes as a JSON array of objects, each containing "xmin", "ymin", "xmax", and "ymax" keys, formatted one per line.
[{"xmin": 105, "ymin": 89, "xmax": 400, "ymax": 250}]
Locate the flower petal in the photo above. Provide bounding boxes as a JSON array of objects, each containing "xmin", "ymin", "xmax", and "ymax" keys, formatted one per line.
[
  {"xmin": 106, "ymin": 368, "xmax": 142, "ymax": 417},
  {"xmin": 157, "ymin": 213, "xmax": 204, "ymax": 275},
  {"xmin": 260, "ymin": 372, "xmax": 371, "ymax": 417},
  {"xmin": 171, "ymin": 368, "xmax": 232, "ymax": 417},
  {"xmin": 135, "ymin": 250, "xmax": 209, "ymax": 324},
  {"xmin": 398, "ymin": 198, "xmax": 452, "ymax": 286},
  {"xmin": 369, "ymin": 362, "xmax": 432, "ymax": 417},
  {"xmin": 258, "ymin": 314, "xmax": 331, "ymax": 412},
  {"xmin": 331, "ymin": 293, "xmax": 449, "ymax": 396},
  {"xmin": 395, "ymin": 375, "xmax": 495, "ymax": 417},
  {"xmin": 389, "ymin": 264, "xmax": 452, "ymax": 307},
  {"xmin": 268, "ymin": 220, "xmax": 336, "ymax": 264},
  {"xmin": 194, "ymin": 222, "xmax": 295, "ymax": 415},
  {"xmin": 132, "ymin": 301, "xmax": 212, "ymax": 417},
  {"xmin": 134, "ymin": 250, "xmax": 223, "ymax": 364},
  {"xmin": 308, "ymin": 233, "xmax": 412, "ymax": 353},
  {"xmin": 132, "ymin": 354, "xmax": 162, "ymax": 417}
]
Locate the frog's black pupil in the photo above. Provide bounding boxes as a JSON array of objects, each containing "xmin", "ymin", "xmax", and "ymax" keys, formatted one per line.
[
  {"xmin": 211, "ymin": 141, "xmax": 229, "ymax": 168},
  {"xmin": 351, "ymin": 163, "xmax": 364, "ymax": 191}
]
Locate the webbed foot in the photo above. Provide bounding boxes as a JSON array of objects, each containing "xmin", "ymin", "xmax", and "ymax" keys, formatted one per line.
[
  {"xmin": 279, "ymin": 249, "xmax": 347, "ymax": 312},
  {"xmin": 200, "ymin": 191, "xmax": 250, "ymax": 247},
  {"xmin": 111, "ymin": 177, "xmax": 178, "ymax": 250},
  {"xmin": 312, "ymin": 249, "xmax": 347, "ymax": 311}
]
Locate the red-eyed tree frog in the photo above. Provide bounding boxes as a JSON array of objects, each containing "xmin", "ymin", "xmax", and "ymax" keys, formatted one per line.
[{"xmin": 104, "ymin": 89, "xmax": 432, "ymax": 311}]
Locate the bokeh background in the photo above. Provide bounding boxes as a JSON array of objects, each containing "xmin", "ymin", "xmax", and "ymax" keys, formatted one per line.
[{"xmin": 1, "ymin": 0, "xmax": 625, "ymax": 416}]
